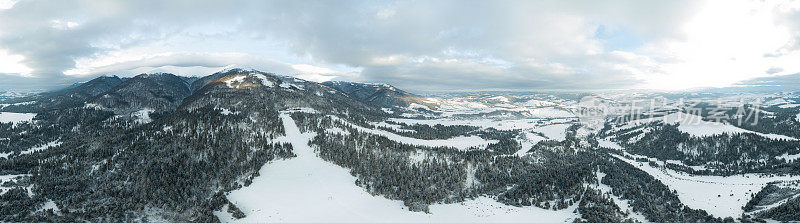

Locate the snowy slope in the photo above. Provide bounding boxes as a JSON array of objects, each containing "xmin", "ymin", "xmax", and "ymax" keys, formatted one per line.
[
  {"xmin": 619, "ymin": 112, "xmax": 797, "ymax": 140},
  {"xmin": 611, "ymin": 152, "xmax": 797, "ymax": 219},
  {"xmin": 221, "ymin": 112, "xmax": 580, "ymax": 223},
  {"xmin": 328, "ymin": 115, "xmax": 497, "ymax": 151},
  {"xmin": 0, "ymin": 112, "xmax": 35, "ymax": 124}
]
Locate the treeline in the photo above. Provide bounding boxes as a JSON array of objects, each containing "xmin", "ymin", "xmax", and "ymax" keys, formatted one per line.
[{"xmin": 609, "ymin": 122, "xmax": 800, "ymax": 175}]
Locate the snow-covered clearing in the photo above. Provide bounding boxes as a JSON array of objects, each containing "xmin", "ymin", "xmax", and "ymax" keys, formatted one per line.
[
  {"xmin": 796, "ymin": 113, "xmax": 800, "ymax": 123},
  {"xmin": 513, "ymin": 131, "xmax": 547, "ymax": 156},
  {"xmin": 324, "ymin": 127, "xmax": 350, "ymax": 136},
  {"xmin": 219, "ymin": 108, "xmax": 240, "ymax": 115},
  {"xmin": 0, "ymin": 101, "xmax": 34, "ymax": 109},
  {"xmin": 611, "ymin": 153, "xmax": 797, "ymax": 219},
  {"xmin": 778, "ymin": 104, "xmax": 800, "ymax": 108},
  {"xmin": 531, "ymin": 124, "xmax": 571, "ymax": 141},
  {"xmin": 597, "ymin": 139, "xmax": 624, "ymax": 150},
  {"xmin": 0, "ymin": 112, "xmax": 35, "ymax": 125},
  {"xmin": 388, "ymin": 117, "xmax": 573, "ymax": 131},
  {"xmin": 225, "ymin": 75, "xmax": 247, "ymax": 88},
  {"xmin": 38, "ymin": 200, "xmax": 62, "ymax": 216},
  {"xmin": 132, "ymin": 109, "xmax": 154, "ymax": 124},
  {"xmin": 371, "ymin": 121, "xmax": 415, "ymax": 133},
  {"xmin": 328, "ymin": 115, "xmax": 497, "ymax": 151},
  {"xmin": 221, "ymin": 113, "xmax": 579, "ymax": 223},
  {"xmin": 619, "ymin": 112, "xmax": 797, "ymax": 140},
  {"xmin": 20, "ymin": 140, "xmax": 61, "ymax": 155},
  {"xmin": 254, "ymin": 74, "xmax": 274, "ymax": 87},
  {"xmin": 279, "ymin": 81, "xmax": 303, "ymax": 90},
  {"xmin": 777, "ymin": 152, "xmax": 800, "ymax": 162},
  {"xmin": 0, "ymin": 174, "xmax": 30, "ymax": 195}
]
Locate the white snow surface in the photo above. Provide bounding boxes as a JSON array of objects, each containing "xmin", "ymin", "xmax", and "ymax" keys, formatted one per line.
[
  {"xmin": 531, "ymin": 124, "xmax": 571, "ymax": 141},
  {"xmin": 513, "ymin": 131, "xmax": 546, "ymax": 156},
  {"xmin": 389, "ymin": 117, "xmax": 574, "ymax": 131},
  {"xmin": 219, "ymin": 108, "xmax": 240, "ymax": 115},
  {"xmin": 0, "ymin": 112, "xmax": 35, "ymax": 124},
  {"xmin": 620, "ymin": 112, "xmax": 797, "ymax": 140},
  {"xmin": 38, "ymin": 200, "xmax": 62, "ymax": 216},
  {"xmin": 324, "ymin": 127, "xmax": 350, "ymax": 136},
  {"xmin": 597, "ymin": 139, "xmax": 624, "ymax": 150},
  {"xmin": 612, "ymin": 153, "xmax": 797, "ymax": 219},
  {"xmin": 20, "ymin": 140, "xmax": 61, "ymax": 155},
  {"xmin": 221, "ymin": 113, "xmax": 580, "ymax": 223},
  {"xmin": 132, "ymin": 109, "xmax": 154, "ymax": 124},
  {"xmin": 777, "ymin": 153, "xmax": 800, "ymax": 162},
  {"xmin": 778, "ymin": 103, "xmax": 800, "ymax": 108},
  {"xmin": 0, "ymin": 101, "xmax": 34, "ymax": 109},
  {"xmin": 225, "ymin": 75, "xmax": 248, "ymax": 88},
  {"xmin": 0, "ymin": 174, "xmax": 29, "ymax": 195},
  {"xmin": 254, "ymin": 74, "xmax": 275, "ymax": 87}
]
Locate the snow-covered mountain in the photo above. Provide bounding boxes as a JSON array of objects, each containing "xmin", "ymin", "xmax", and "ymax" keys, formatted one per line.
[{"xmin": 0, "ymin": 69, "xmax": 798, "ymax": 222}]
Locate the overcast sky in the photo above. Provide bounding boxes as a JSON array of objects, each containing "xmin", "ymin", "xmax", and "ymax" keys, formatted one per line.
[{"xmin": 2, "ymin": 0, "xmax": 800, "ymax": 92}]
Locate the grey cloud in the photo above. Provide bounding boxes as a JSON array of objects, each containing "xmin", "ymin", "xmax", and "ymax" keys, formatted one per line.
[{"xmin": 0, "ymin": 0, "xmax": 715, "ymax": 91}]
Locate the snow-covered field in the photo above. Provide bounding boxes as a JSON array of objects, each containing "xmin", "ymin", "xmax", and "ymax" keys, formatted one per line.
[
  {"xmin": 0, "ymin": 174, "xmax": 30, "ymax": 195},
  {"xmin": 20, "ymin": 140, "xmax": 61, "ymax": 155},
  {"xmin": 220, "ymin": 113, "xmax": 580, "ymax": 223},
  {"xmin": 328, "ymin": 115, "xmax": 497, "ymax": 151},
  {"xmin": 619, "ymin": 112, "xmax": 797, "ymax": 140},
  {"xmin": 612, "ymin": 153, "xmax": 797, "ymax": 219},
  {"xmin": 132, "ymin": 109, "xmax": 154, "ymax": 124},
  {"xmin": 0, "ymin": 112, "xmax": 35, "ymax": 125},
  {"xmin": 777, "ymin": 152, "xmax": 800, "ymax": 162}
]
